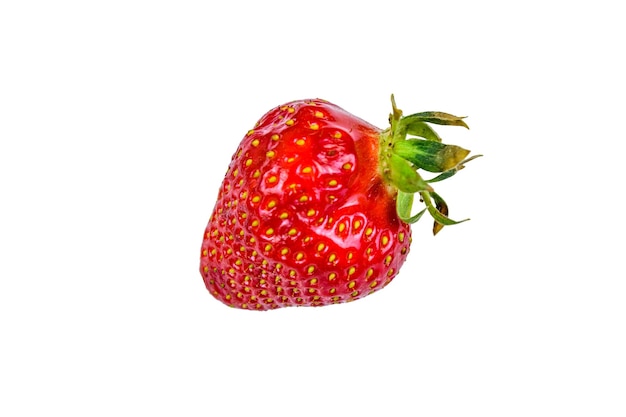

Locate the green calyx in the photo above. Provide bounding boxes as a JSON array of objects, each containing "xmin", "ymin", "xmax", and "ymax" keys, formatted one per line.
[{"xmin": 380, "ymin": 95, "xmax": 481, "ymax": 235}]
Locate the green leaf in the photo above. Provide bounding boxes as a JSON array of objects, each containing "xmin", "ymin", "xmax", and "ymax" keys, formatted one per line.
[
  {"xmin": 421, "ymin": 191, "xmax": 469, "ymax": 229},
  {"xmin": 396, "ymin": 191, "xmax": 427, "ymax": 224},
  {"xmin": 431, "ymin": 192, "xmax": 449, "ymax": 235},
  {"xmin": 426, "ymin": 154, "xmax": 483, "ymax": 183},
  {"xmin": 388, "ymin": 153, "xmax": 433, "ymax": 193},
  {"xmin": 403, "ymin": 111, "xmax": 469, "ymax": 128},
  {"xmin": 403, "ymin": 120, "xmax": 442, "ymax": 142},
  {"xmin": 393, "ymin": 139, "xmax": 470, "ymax": 173}
]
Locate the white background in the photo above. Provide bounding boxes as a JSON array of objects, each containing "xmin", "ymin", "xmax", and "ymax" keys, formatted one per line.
[{"xmin": 1, "ymin": 1, "xmax": 625, "ymax": 416}]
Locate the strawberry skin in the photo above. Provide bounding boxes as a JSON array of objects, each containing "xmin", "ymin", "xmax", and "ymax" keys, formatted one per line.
[{"xmin": 200, "ymin": 98, "xmax": 477, "ymax": 310}]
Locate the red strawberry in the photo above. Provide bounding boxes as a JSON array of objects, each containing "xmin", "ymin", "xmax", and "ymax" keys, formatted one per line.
[{"xmin": 200, "ymin": 96, "xmax": 478, "ymax": 310}]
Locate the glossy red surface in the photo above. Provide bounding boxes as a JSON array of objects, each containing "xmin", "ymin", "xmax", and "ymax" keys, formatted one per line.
[{"xmin": 200, "ymin": 99, "xmax": 411, "ymax": 309}]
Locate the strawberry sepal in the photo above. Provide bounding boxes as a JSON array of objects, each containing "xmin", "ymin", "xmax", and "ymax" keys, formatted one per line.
[{"xmin": 380, "ymin": 95, "xmax": 479, "ymax": 234}]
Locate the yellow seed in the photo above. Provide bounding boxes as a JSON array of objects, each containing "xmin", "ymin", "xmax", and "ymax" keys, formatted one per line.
[
  {"xmin": 271, "ymin": 134, "xmax": 280, "ymax": 141},
  {"xmin": 353, "ymin": 220, "xmax": 361, "ymax": 230},
  {"xmin": 286, "ymin": 119, "xmax": 295, "ymax": 126},
  {"xmin": 366, "ymin": 268, "xmax": 374, "ymax": 278},
  {"xmin": 251, "ymin": 139, "xmax": 260, "ymax": 147},
  {"xmin": 247, "ymin": 129, "xmax": 255, "ymax": 136},
  {"xmin": 265, "ymin": 228, "xmax": 274, "ymax": 236},
  {"xmin": 288, "ymin": 228, "xmax": 297, "ymax": 236},
  {"xmin": 309, "ymin": 122, "xmax": 319, "ymax": 130},
  {"xmin": 338, "ymin": 223, "xmax": 346, "ymax": 233},
  {"xmin": 343, "ymin": 162, "xmax": 352, "ymax": 170},
  {"xmin": 279, "ymin": 212, "xmax": 289, "ymax": 219},
  {"xmin": 317, "ymin": 243, "xmax": 325, "ymax": 252},
  {"xmin": 307, "ymin": 265, "xmax": 315, "ymax": 274},
  {"xmin": 266, "ymin": 150, "xmax": 276, "ymax": 158},
  {"xmin": 281, "ymin": 248, "xmax": 289, "ymax": 255},
  {"xmin": 365, "ymin": 227, "xmax": 373, "ymax": 236},
  {"xmin": 351, "ymin": 290, "xmax": 359, "ymax": 297},
  {"xmin": 334, "ymin": 132, "xmax": 342, "ymax": 139},
  {"xmin": 295, "ymin": 252, "xmax": 304, "ymax": 261},
  {"xmin": 310, "ymin": 278, "xmax": 318, "ymax": 285},
  {"xmin": 225, "ymin": 294, "xmax": 231, "ymax": 300},
  {"xmin": 308, "ymin": 288, "xmax": 316, "ymax": 294},
  {"xmin": 382, "ymin": 236, "xmax": 389, "ymax": 246},
  {"xmin": 267, "ymin": 176, "xmax": 277, "ymax": 184},
  {"xmin": 398, "ymin": 232, "xmax": 405, "ymax": 243},
  {"xmin": 251, "ymin": 195, "xmax": 261, "ymax": 204},
  {"xmin": 260, "ymin": 290, "xmax": 268, "ymax": 296},
  {"xmin": 289, "ymin": 270, "xmax": 296, "ymax": 278},
  {"xmin": 387, "ymin": 269, "xmax": 395, "ymax": 277},
  {"xmin": 348, "ymin": 266, "xmax": 356, "ymax": 276},
  {"xmin": 264, "ymin": 244, "xmax": 272, "ymax": 252},
  {"xmin": 287, "ymin": 107, "xmax": 295, "ymax": 113},
  {"xmin": 307, "ymin": 209, "xmax": 316, "ymax": 217},
  {"xmin": 328, "ymin": 179, "xmax": 338, "ymax": 187},
  {"xmin": 251, "ymin": 219, "xmax": 260, "ymax": 227},
  {"xmin": 370, "ymin": 281, "xmax": 378, "ymax": 288},
  {"xmin": 385, "ymin": 255, "xmax": 392, "ymax": 265},
  {"xmin": 296, "ymin": 138, "xmax": 306, "ymax": 146},
  {"xmin": 232, "ymin": 168, "xmax": 239, "ymax": 177},
  {"xmin": 314, "ymin": 111, "xmax": 324, "ymax": 118},
  {"xmin": 267, "ymin": 200, "xmax": 276, "ymax": 208},
  {"xmin": 302, "ymin": 166, "xmax": 312, "ymax": 174},
  {"xmin": 328, "ymin": 272, "xmax": 337, "ymax": 281},
  {"xmin": 328, "ymin": 254, "xmax": 337, "ymax": 263},
  {"xmin": 253, "ymin": 170, "xmax": 261, "ymax": 178},
  {"xmin": 330, "ymin": 288, "xmax": 336, "ymax": 294},
  {"xmin": 348, "ymin": 281, "xmax": 356, "ymax": 289},
  {"xmin": 299, "ymin": 195, "xmax": 309, "ymax": 202}
]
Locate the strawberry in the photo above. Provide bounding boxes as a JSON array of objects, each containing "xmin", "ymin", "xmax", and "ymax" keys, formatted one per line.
[{"xmin": 200, "ymin": 96, "xmax": 478, "ymax": 310}]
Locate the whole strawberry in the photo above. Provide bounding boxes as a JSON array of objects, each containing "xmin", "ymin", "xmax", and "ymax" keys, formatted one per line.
[{"xmin": 200, "ymin": 96, "xmax": 478, "ymax": 310}]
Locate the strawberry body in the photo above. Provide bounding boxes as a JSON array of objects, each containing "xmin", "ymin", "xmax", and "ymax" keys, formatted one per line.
[{"xmin": 200, "ymin": 97, "xmax": 476, "ymax": 310}]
